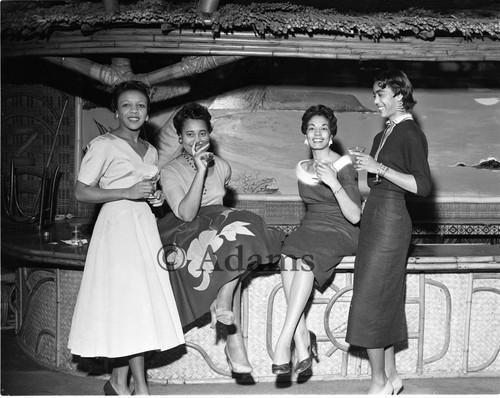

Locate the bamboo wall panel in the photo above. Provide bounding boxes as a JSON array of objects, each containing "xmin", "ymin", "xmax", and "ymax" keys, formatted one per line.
[
  {"xmin": 3, "ymin": 29, "xmax": 499, "ymax": 61},
  {"xmin": 1, "ymin": 85, "xmax": 76, "ymax": 217},
  {"xmin": 14, "ymin": 264, "xmax": 500, "ymax": 382},
  {"xmin": 8, "ymin": 222, "xmax": 499, "ymax": 380}
]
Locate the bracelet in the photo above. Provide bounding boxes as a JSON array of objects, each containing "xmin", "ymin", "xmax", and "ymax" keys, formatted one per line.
[
  {"xmin": 332, "ymin": 185, "xmax": 344, "ymax": 195},
  {"xmin": 376, "ymin": 163, "xmax": 389, "ymax": 178}
]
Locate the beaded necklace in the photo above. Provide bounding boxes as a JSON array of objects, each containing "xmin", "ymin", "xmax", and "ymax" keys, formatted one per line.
[
  {"xmin": 182, "ymin": 149, "xmax": 197, "ymax": 171},
  {"xmin": 182, "ymin": 149, "xmax": 207, "ymax": 195}
]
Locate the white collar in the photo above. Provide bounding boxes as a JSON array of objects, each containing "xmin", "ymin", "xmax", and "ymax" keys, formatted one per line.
[
  {"xmin": 296, "ymin": 155, "xmax": 352, "ymax": 186},
  {"xmin": 387, "ymin": 113, "xmax": 413, "ymax": 126}
]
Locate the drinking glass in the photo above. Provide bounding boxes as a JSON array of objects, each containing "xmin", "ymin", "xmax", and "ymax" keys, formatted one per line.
[
  {"xmin": 142, "ymin": 173, "xmax": 159, "ymax": 198},
  {"xmin": 348, "ymin": 146, "xmax": 366, "ymax": 169}
]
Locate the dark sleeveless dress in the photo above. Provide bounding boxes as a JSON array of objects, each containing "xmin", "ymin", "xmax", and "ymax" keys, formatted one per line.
[{"xmin": 282, "ymin": 161, "xmax": 360, "ymax": 288}]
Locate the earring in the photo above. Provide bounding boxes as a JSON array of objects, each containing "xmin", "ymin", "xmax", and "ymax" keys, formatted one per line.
[
  {"xmin": 304, "ymin": 137, "xmax": 309, "ymax": 146},
  {"xmin": 329, "ymin": 137, "xmax": 333, "ymax": 145},
  {"xmin": 396, "ymin": 98, "xmax": 405, "ymax": 112},
  {"xmin": 178, "ymin": 138, "xmax": 183, "ymax": 144},
  {"xmin": 115, "ymin": 113, "xmax": 118, "ymax": 119}
]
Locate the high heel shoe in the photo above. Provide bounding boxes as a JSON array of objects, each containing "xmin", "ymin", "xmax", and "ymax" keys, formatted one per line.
[
  {"xmin": 271, "ymin": 361, "xmax": 292, "ymax": 375},
  {"xmin": 294, "ymin": 331, "xmax": 318, "ymax": 374},
  {"xmin": 225, "ymin": 345, "xmax": 253, "ymax": 374},
  {"xmin": 271, "ymin": 341, "xmax": 294, "ymax": 375},
  {"xmin": 210, "ymin": 300, "xmax": 234, "ymax": 328},
  {"xmin": 380, "ymin": 381, "xmax": 394, "ymax": 395},
  {"xmin": 391, "ymin": 377, "xmax": 404, "ymax": 395},
  {"xmin": 103, "ymin": 380, "xmax": 118, "ymax": 396}
]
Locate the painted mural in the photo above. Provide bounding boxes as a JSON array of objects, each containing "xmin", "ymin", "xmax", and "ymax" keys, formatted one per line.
[{"xmin": 82, "ymin": 84, "xmax": 500, "ymax": 201}]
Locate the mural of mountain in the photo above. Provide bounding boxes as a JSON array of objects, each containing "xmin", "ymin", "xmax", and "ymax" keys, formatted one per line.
[{"xmin": 454, "ymin": 157, "xmax": 500, "ymax": 170}]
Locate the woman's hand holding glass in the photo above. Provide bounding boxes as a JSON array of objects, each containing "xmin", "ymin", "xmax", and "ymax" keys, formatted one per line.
[
  {"xmin": 141, "ymin": 173, "xmax": 165, "ymax": 206},
  {"xmin": 348, "ymin": 146, "xmax": 366, "ymax": 164},
  {"xmin": 352, "ymin": 152, "xmax": 379, "ymax": 175},
  {"xmin": 126, "ymin": 180, "xmax": 157, "ymax": 200},
  {"xmin": 314, "ymin": 160, "xmax": 339, "ymax": 187},
  {"xmin": 147, "ymin": 190, "xmax": 165, "ymax": 207}
]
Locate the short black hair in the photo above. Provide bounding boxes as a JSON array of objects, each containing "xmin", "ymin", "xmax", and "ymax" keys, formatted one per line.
[
  {"xmin": 301, "ymin": 104, "xmax": 338, "ymax": 137},
  {"xmin": 110, "ymin": 80, "xmax": 151, "ymax": 113},
  {"xmin": 374, "ymin": 69, "xmax": 417, "ymax": 111},
  {"xmin": 173, "ymin": 103, "xmax": 213, "ymax": 136}
]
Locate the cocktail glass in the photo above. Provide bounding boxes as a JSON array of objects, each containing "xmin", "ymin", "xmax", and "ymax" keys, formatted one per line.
[
  {"xmin": 142, "ymin": 173, "xmax": 160, "ymax": 198},
  {"xmin": 348, "ymin": 146, "xmax": 366, "ymax": 168}
]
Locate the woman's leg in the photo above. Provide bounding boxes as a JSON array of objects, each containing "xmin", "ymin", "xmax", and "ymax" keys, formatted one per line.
[
  {"xmin": 273, "ymin": 257, "xmax": 314, "ymax": 365},
  {"xmin": 367, "ymin": 347, "xmax": 392, "ymax": 394},
  {"xmin": 384, "ymin": 345, "xmax": 403, "ymax": 391},
  {"xmin": 210, "ymin": 278, "xmax": 239, "ymax": 328},
  {"xmin": 129, "ymin": 354, "xmax": 148, "ymax": 395},
  {"xmin": 281, "ymin": 257, "xmax": 313, "ymax": 362},
  {"xmin": 225, "ymin": 283, "xmax": 252, "ymax": 370},
  {"xmin": 215, "ymin": 278, "xmax": 239, "ymax": 312},
  {"xmin": 109, "ymin": 358, "xmax": 131, "ymax": 395}
]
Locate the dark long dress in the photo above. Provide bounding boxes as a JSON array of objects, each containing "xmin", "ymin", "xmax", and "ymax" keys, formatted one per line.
[
  {"xmin": 282, "ymin": 156, "xmax": 361, "ymax": 288},
  {"xmin": 346, "ymin": 119, "xmax": 432, "ymax": 348},
  {"xmin": 157, "ymin": 154, "xmax": 284, "ymax": 327}
]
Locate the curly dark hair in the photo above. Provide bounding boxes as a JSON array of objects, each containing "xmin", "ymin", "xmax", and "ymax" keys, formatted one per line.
[
  {"xmin": 301, "ymin": 105, "xmax": 338, "ymax": 137},
  {"xmin": 374, "ymin": 69, "xmax": 417, "ymax": 111},
  {"xmin": 173, "ymin": 103, "xmax": 213, "ymax": 136},
  {"xmin": 110, "ymin": 80, "xmax": 151, "ymax": 113}
]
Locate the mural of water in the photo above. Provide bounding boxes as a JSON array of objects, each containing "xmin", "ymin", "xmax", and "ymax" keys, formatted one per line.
[{"xmin": 83, "ymin": 84, "xmax": 500, "ymax": 202}]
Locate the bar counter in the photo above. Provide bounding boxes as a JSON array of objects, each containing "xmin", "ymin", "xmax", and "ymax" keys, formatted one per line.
[
  {"xmin": 2, "ymin": 221, "xmax": 499, "ymax": 382},
  {"xmin": 3, "ymin": 221, "xmax": 499, "ymax": 271},
  {"xmin": 2, "ymin": 222, "xmax": 87, "ymax": 269}
]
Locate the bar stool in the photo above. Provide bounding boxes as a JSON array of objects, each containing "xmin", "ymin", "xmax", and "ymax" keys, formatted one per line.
[{"xmin": 1, "ymin": 272, "xmax": 17, "ymax": 330}]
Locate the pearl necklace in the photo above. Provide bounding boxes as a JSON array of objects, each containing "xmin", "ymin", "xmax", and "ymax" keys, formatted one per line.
[{"xmin": 182, "ymin": 150, "xmax": 207, "ymax": 195}]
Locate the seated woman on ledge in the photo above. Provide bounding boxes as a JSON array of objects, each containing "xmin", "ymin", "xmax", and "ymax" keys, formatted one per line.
[
  {"xmin": 272, "ymin": 104, "xmax": 362, "ymax": 376},
  {"xmin": 157, "ymin": 102, "xmax": 284, "ymax": 374}
]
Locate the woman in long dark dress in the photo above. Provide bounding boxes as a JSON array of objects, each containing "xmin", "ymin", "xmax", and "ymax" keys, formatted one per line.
[
  {"xmin": 346, "ymin": 70, "xmax": 432, "ymax": 394},
  {"xmin": 272, "ymin": 105, "xmax": 361, "ymax": 375},
  {"xmin": 157, "ymin": 103, "xmax": 284, "ymax": 374}
]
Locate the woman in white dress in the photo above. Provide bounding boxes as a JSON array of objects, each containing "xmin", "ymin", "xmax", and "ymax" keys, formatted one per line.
[{"xmin": 68, "ymin": 81, "xmax": 184, "ymax": 395}]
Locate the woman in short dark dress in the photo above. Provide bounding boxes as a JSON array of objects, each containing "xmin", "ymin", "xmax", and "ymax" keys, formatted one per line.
[
  {"xmin": 346, "ymin": 70, "xmax": 432, "ymax": 394},
  {"xmin": 272, "ymin": 105, "xmax": 361, "ymax": 376}
]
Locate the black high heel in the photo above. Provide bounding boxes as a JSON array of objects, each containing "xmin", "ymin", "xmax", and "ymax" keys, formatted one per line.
[
  {"xmin": 103, "ymin": 380, "xmax": 118, "ymax": 396},
  {"xmin": 294, "ymin": 331, "xmax": 318, "ymax": 374}
]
